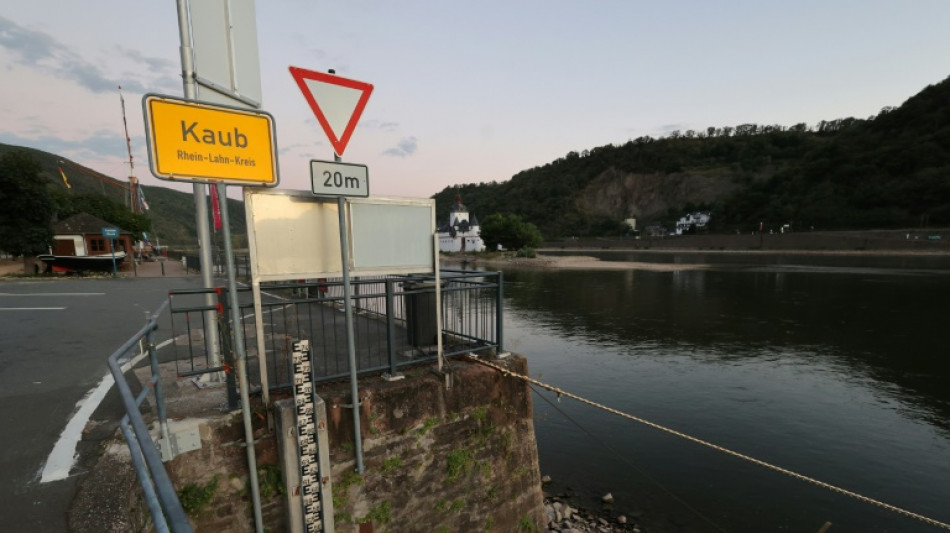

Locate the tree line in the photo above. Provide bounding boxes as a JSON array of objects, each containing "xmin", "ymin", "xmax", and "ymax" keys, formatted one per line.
[
  {"xmin": 434, "ymin": 76, "xmax": 950, "ymax": 240},
  {"xmin": 0, "ymin": 150, "xmax": 151, "ymax": 257}
]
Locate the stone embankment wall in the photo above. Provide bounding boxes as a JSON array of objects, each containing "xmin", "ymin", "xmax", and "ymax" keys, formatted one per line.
[
  {"xmin": 73, "ymin": 355, "xmax": 545, "ymax": 532},
  {"xmin": 315, "ymin": 354, "xmax": 545, "ymax": 532},
  {"xmin": 70, "ymin": 369, "xmax": 287, "ymax": 532},
  {"xmin": 161, "ymin": 411, "xmax": 287, "ymax": 532}
]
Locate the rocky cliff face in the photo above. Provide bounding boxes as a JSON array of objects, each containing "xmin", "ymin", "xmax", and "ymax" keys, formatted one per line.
[{"xmin": 574, "ymin": 167, "xmax": 744, "ymax": 221}]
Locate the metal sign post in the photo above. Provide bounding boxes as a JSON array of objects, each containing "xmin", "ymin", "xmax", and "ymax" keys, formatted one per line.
[
  {"xmin": 175, "ymin": 0, "xmax": 220, "ymax": 378},
  {"xmin": 312, "ymin": 151, "xmax": 370, "ymax": 475},
  {"xmin": 102, "ymin": 226, "xmax": 120, "ymax": 277},
  {"xmin": 216, "ymin": 183, "xmax": 264, "ymax": 533},
  {"xmin": 171, "ymin": 2, "xmax": 268, "ymax": 532},
  {"xmin": 294, "ymin": 65, "xmax": 376, "ymax": 475},
  {"xmin": 336, "ymin": 191, "xmax": 364, "ymax": 474}
]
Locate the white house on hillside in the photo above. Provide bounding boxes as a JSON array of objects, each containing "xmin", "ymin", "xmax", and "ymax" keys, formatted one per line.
[
  {"xmin": 675, "ymin": 212, "xmax": 711, "ymax": 235},
  {"xmin": 437, "ymin": 195, "xmax": 486, "ymax": 252}
]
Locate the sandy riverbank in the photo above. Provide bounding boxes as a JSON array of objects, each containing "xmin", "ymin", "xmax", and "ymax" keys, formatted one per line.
[
  {"xmin": 0, "ymin": 259, "xmax": 24, "ymax": 276},
  {"xmin": 458, "ymin": 254, "xmax": 711, "ymax": 272},
  {"xmin": 446, "ymin": 247, "xmax": 950, "ymax": 273}
]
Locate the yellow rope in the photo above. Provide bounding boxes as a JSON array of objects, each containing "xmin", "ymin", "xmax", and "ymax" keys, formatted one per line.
[{"xmin": 466, "ymin": 355, "xmax": 950, "ymax": 531}]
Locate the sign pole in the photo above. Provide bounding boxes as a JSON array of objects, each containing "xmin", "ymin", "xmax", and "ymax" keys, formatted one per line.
[
  {"xmin": 175, "ymin": 0, "xmax": 221, "ymax": 370},
  {"xmin": 110, "ymin": 238, "xmax": 117, "ymax": 277},
  {"xmin": 102, "ymin": 227, "xmax": 120, "ymax": 276},
  {"xmin": 165, "ymin": 4, "xmax": 272, "ymax": 531},
  {"xmin": 293, "ymin": 64, "xmax": 374, "ymax": 475},
  {"xmin": 336, "ymin": 152, "xmax": 365, "ymax": 474},
  {"xmin": 216, "ymin": 183, "xmax": 265, "ymax": 533}
]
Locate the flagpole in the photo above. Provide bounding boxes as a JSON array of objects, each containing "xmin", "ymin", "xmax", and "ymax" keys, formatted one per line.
[{"xmin": 118, "ymin": 85, "xmax": 137, "ymax": 213}]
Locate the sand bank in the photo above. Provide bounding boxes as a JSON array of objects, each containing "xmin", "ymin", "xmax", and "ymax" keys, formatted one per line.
[{"xmin": 451, "ymin": 254, "xmax": 710, "ymax": 272}]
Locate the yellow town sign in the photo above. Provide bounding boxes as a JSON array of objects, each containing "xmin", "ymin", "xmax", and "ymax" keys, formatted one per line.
[{"xmin": 143, "ymin": 94, "xmax": 278, "ymax": 186}]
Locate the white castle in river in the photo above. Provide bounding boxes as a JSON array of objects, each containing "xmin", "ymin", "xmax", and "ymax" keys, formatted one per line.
[{"xmin": 437, "ymin": 195, "xmax": 486, "ymax": 253}]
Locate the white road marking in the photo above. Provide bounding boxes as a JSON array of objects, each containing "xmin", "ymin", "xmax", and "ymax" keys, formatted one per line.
[
  {"xmin": 39, "ymin": 337, "xmax": 175, "ymax": 483},
  {"xmin": 0, "ymin": 307, "xmax": 66, "ymax": 311},
  {"xmin": 0, "ymin": 293, "xmax": 104, "ymax": 296}
]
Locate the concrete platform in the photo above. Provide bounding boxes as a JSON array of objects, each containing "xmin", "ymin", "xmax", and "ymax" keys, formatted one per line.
[{"xmin": 126, "ymin": 257, "xmax": 192, "ymax": 278}]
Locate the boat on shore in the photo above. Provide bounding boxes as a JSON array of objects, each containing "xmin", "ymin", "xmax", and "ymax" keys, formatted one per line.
[
  {"xmin": 37, "ymin": 251, "xmax": 127, "ymax": 274},
  {"xmin": 36, "ymin": 213, "xmax": 134, "ymax": 274}
]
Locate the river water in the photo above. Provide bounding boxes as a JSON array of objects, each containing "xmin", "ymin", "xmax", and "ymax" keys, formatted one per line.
[{"xmin": 494, "ymin": 252, "xmax": 950, "ymax": 532}]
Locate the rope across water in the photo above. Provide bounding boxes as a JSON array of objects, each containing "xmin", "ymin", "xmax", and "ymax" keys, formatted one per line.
[{"xmin": 465, "ymin": 355, "xmax": 950, "ymax": 531}]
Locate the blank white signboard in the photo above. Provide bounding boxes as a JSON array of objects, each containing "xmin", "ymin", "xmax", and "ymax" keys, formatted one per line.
[
  {"xmin": 350, "ymin": 198, "xmax": 434, "ymax": 274},
  {"xmin": 245, "ymin": 190, "xmax": 341, "ymax": 281},
  {"xmin": 190, "ymin": 0, "xmax": 263, "ymax": 108},
  {"xmin": 245, "ymin": 190, "xmax": 434, "ymax": 282}
]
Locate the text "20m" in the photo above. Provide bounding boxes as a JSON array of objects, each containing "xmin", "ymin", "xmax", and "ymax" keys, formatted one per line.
[
  {"xmin": 310, "ymin": 160, "xmax": 369, "ymax": 198},
  {"xmin": 323, "ymin": 171, "xmax": 360, "ymax": 189}
]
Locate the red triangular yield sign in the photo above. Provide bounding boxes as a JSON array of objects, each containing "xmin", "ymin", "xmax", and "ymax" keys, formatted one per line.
[{"xmin": 289, "ymin": 66, "xmax": 374, "ymax": 157}]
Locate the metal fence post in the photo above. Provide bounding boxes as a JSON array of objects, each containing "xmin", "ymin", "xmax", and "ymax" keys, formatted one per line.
[
  {"xmin": 147, "ymin": 324, "xmax": 170, "ymax": 450},
  {"xmin": 496, "ymin": 271, "xmax": 504, "ymax": 352},
  {"xmin": 120, "ymin": 418, "xmax": 171, "ymax": 533},
  {"xmin": 107, "ymin": 301, "xmax": 190, "ymax": 532},
  {"xmin": 216, "ymin": 293, "xmax": 240, "ymax": 410},
  {"xmin": 383, "ymin": 279, "xmax": 402, "ymax": 381}
]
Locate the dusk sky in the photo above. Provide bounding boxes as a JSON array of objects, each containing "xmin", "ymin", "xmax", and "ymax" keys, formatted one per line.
[{"xmin": 2, "ymin": 1, "xmax": 948, "ymax": 199}]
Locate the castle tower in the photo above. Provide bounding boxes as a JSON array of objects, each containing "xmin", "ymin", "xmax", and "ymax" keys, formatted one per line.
[
  {"xmin": 448, "ymin": 195, "xmax": 470, "ymax": 227},
  {"xmin": 438, "ymin": 194, "xmax": 486, "ymax": 253}
]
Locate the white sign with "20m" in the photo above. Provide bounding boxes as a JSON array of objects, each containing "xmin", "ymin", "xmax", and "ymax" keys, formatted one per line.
[{"xmin": 310, "ymin": 159, "xmax": 369, "ymax": 198}]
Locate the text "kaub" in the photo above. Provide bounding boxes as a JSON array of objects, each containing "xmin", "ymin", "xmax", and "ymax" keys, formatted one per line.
[{"xmin": 181, "ymin": 121, "xmax": 248, "ymax": 148}]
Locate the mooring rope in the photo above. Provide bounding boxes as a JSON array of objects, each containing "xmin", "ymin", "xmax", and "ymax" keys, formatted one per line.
[
  {"xmin": 529, "ymin": 383, "xmax": 729, "ymax": 532},
  {"xmin": 465, "ymin": 355, "xmax": 950, "ymax": 531}
]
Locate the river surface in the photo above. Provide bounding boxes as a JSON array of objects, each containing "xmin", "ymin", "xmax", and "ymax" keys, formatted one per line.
[{"xmin": 494, "ymin": 252, "xmax": 950, "ymax": 532}]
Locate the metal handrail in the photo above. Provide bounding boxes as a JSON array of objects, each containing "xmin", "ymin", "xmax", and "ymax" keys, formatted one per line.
[
  {"xmin": 167, "ymin": 270, "xmax": 504, "ymax": 392},
  {"xmin": 244, "ymin": 270, "xmax": 504, "ymax": 388},
  {"xmin": 107, "ymin": 300, "xmax": 191, "ymax": 533}
]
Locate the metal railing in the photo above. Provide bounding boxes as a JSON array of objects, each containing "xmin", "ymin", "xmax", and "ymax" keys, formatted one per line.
[
  {"xmin": 166, "ymin": 287, "xmax": 239, "ymax": 409},
  {"xmin": 107, "ymin": 300, "xmax": 191, "ymax": 533},
  {"xmin": 132, "ymin": 269, "xmax": 500, "ymax": 531},
  {"xmin": 180, "ymin": 252, "xmax": 251, "ymax": 279},
  {"xmin": 248, "ymin": 270, "xmax": 503, "ymax": 390},
  {"xmin": 168, "ymin": 269, "xmax": 504, "ymax": 392}
]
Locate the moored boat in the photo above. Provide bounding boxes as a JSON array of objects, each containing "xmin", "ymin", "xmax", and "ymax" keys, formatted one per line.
[
  {"xmin": 35, "ymin": 213, "xmax": 134, "ymax": 274},
  {"xmin": 37, "ymin": 251, "xmax": 127, "ymax": 273}
]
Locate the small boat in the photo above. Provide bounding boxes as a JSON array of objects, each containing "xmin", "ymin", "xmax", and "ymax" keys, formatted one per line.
[
  {"xmin": 37, "ymin": 251, "xmax": 127, "ymax": 274},
  {"xmin": 37, "ymin": 213, "xmax": 134, "ymax": 274}
]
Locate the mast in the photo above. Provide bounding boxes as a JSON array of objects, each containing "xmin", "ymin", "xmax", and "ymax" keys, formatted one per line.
[{"xmin": 118, "ymin": 85, "xmax": 137, "ymax": 213}]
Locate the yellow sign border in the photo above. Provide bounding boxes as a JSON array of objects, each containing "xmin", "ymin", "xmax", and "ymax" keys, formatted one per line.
[{"xmin": 142, "ymin": 94, "xmax": 279, "ymax": 186}]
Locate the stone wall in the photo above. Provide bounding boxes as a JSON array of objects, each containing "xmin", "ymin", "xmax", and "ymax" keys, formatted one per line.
[
  {"xmin": 71, "ymin": 365, "xmax": 290, "ymax": 533},
  {"xmin": 315, "ymin": 354, "xmax": 545, "ymax": 532},
  {"xmin": 161, "ymin": 410, "xmax": 288, "ymax": 532},
  {"xmin": 72, "ymin": 354, "xmax": 545, "ymax": 532}
]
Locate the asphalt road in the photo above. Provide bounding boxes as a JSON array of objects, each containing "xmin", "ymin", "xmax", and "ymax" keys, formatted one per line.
[{"xmin": 0, "ymin": 275, "xmax": 205, "ymax": 531}]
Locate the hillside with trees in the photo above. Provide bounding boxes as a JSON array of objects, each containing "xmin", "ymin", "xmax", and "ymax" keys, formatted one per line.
[
  {"xmin": 0, "ymin": 150, "xmax": 54, "ymax": 258},
  {"xmin": 433, "ymin": 76, "xmax": 950, "ymax": 239},
  {"xmin": 0, "ymin": 143, "xmax": 246, "ymax": 250}
]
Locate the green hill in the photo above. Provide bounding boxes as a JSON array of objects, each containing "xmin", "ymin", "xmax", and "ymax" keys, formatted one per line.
[
  {"xmin": 139, "ymin": 184, "xmax": 246, "ymax": 248},
  {"xmin": 434, "ymin": 76, "xmax": 950, "ymax": 239},
  {"xmin": 0, "ymin": 143, "xmax": 246, "ymax": 247}
]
